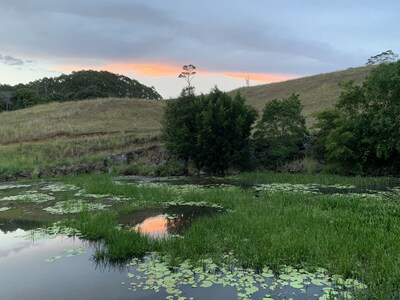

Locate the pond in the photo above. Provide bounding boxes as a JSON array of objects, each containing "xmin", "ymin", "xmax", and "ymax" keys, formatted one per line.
[
  {"xmin": 0, "ymin": 179, "xmax": 371, "ymax": 299},
  {"xmin": 0, "ymin": 224, "xmax": 363, "ymax": 300},
  {"xmin": 0, "ymin": 226, "xmax": 150, "ymax": 300}
]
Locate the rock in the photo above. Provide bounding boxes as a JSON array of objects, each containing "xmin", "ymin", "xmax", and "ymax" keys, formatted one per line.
[{"xmin": 103, "ymin": 152, "xmax": 134, "ymax": 167}]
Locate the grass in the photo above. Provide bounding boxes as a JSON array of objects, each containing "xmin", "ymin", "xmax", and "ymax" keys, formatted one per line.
[
  {"xmin": 229, "ymin": 65, "xmax": 375, "ymax": 125},
  {"xmin": 58, "ymin": 172, "xmax": 400, "ymax": 298},
  {"xmin": 0, "ymin": 133, "xmax": 160, "ymax": 172},
  {"xmin": 0, "ymin": 98, "xmax": 165, "ymax": 144},
  {"xmin": 0, "ymin": 98, "xmax": 166, "ymax": 177}
]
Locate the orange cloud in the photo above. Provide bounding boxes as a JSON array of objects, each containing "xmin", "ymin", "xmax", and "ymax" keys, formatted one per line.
[
  {"xmin": 56, "ymin": 62, "xmax": 295, "ymax": 83},
  {"xmin": 56, "ymin": 62, "xmax": 183, "ymax": 77},
  {"xmin": 224, "ymin": 72, "xmax": 296, "ymax": 83}
]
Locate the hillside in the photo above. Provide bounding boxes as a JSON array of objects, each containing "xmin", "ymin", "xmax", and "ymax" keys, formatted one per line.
[
  {"xmin": 229, "ymin": 65, "xmax": 375, "ymax": 124},
  {"xmin": 0, "ymin": 98, "xmax": 166, "ymax": 177},
  {"xmin": 0, "ymin": 65, "xmax": 376, "ymax": 177},
  {"xmin": 0, "ymin": 98, "xmax": 165, "ymax": 144},
  {"xmin": 0, "ymin": 70, "xmax": 162, "ymax": 112}
]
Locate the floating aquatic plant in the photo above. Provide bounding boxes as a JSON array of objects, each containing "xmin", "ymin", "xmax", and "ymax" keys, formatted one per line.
[
  {"xmin": 43, "ymin": 200, "xmax": 110, "ymax": 214},
  {"xmin": 46, "ymin": 247, "xmax": 86, "ymax": 263},
  {"xmin": 40, "ymin": 183, "xmax": 81, "ymax": 192},
  {"xmin": 255, "ymin": 183, "xmax": 399, "ymax": 199},
  {"xmin": 165, "ymin": 201, "xmax": 225, "ymax": 210},
  {"xmin": 23, "ymin": 223, "xmax": 81, "ymax": 240},
  {"xmin": 123, "ymin": 254, "xmax": 367, "ymax": 300},
  {"xmin": 1, "ymin": 191, "xmax": 55, "ymax": 203},
  {"xmin": 0, "ymin": 183, "xmax": 32, "ymax": 190}
]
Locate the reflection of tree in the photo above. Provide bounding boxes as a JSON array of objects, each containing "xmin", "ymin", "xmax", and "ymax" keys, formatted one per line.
[{"xmin": 0, "ymin": 219, "xmax": 44, "ymax": 233}]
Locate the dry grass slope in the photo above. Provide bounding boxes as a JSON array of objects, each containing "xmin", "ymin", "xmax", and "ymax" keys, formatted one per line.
[
  {"xmin": 0, "ymin": 98, "xmax": 165, "ymax": 144},
  {"xmin": 229, "ymin": 65, "xmax": 375, "ymax": 125},
  {"xmin": 0, "ymin": 98, "xmax": 166, "ymax": 175}
]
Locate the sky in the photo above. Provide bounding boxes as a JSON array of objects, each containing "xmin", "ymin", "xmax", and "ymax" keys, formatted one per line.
[{"xmin": 0, "ymin": 0, "xmax": 399, "ymax": 99}]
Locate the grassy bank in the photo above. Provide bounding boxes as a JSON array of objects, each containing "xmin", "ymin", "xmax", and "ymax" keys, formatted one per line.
[
  {"xmin": 59, "ymin": 173, "xmax": 400, "ymax": 298},
  {"xmin": 0, "ymin": 98, "xmax": 165, "ymax": 178}
]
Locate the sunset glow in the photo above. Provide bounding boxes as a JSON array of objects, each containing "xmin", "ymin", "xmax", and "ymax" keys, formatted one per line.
[
  {"xmin": 56, "ymin": 62, "xmax": 295, "ymax": 83},
  {"xmin": 134, "ymin": 215, "xmax": 168, "ymax": 237},
  {"xmin": 224, "ymin": 72, "xmax": 296, "ymax": 83},
  {"xmin": 56, "ymin": 62, "xmax": 182, "ymax": 77}
]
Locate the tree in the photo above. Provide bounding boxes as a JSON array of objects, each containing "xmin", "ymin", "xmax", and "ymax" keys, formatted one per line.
[
  {"xmin": 161, "ymin": 90, "xmax": 198, "ymax": 173},
  {"xmin": 253, "ymin": 94, "xmax": 308, "ymax": 169},
  {"xmin": 366, "ymin": 50, "xmax": 399, "ymax": 65},
  {"xmin": 161, "ymin": 88, "xmax": 257, "ymax": 175},
  {"xmin": 178, "ymin": 65, "xmax": 196, "ymax": 96},
  {"xmin": 0, "ymin": 90, "xmax": 12, "ymax": 111},
  {"xmin": 195, "ymin": 89, "xmax": 258, "ymax": 175},
  {"xmin": 314, "ymin": 60, "xmax": 400, "ymax": 175},
  {"xmin": 11, "ymin": 88, "xmax": 40, "ymax": 109}
]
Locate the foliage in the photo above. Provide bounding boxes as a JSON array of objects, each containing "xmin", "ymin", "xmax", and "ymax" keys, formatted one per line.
[
  {"xmin": 366, "ymin": 50, "xmax": 399, "ymax": 65},
  {"xmin": 161, "ymin": 91, "xmax": 198, "ymax": 172},
  {"xmin": 253, "ymin": 94, "xmax": 308, "ymax": 169},
  {"xmin": 195, "ymin": 90, "xmax": 258, "ymax": 175},
  {"xmin": 0, "ymin": 70, "xmax": 162, "ymax": 111},
  {"xmin": 11, "ymin": 88, "xmax": 41, "ymax": 109},
  {"xmin": 0, "ymin": 89, "xmax": 12, "ymax": 111},
  {"xmin": 162, "ymin": 88, "xmax": 257, "ymax": 175},
  {"xmin": 314, "ymin": 60, "xmax": 400, "ymax": 175}
]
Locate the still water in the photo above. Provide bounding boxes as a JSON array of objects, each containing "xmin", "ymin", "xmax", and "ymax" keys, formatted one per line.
[{"xmin": 0, "ymin": 226, "xmax": 239, "ymax": 300}]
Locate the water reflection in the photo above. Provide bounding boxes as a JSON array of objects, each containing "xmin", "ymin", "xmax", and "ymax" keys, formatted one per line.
[
  {"xmin": 0, "ymin": 227, "xmax": 151, "ymax": 300},
  {"xmin": 120, "ymin": 205, "xmax": 224, "ymax": 238},
  {"xmin": 0, "ymin": 218, "xmax": 46, "ymax": 233}
]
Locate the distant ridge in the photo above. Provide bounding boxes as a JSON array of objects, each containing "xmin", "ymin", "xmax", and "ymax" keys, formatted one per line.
[
  {"xmin": 0, "ymin": 70, "xmax": 162, "ymax": 112},
  {"xmin": 229, "ymin": 65, "xmax": 375, "ymax": 125}
]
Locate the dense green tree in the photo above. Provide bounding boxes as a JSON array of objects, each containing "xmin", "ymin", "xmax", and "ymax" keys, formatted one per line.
[
  {"xmin": 11, "ymin": 88, "xmax": 40, "ymax": 109},
  {"xmin": 0, "ymin": 90, "xmax": 13, "ymax": 111},
  {"xmin": 161, "ymin": 91, "xmax": 198, "ymax": 173},
  {"xmin": 162, "ymin": 88, "xmax": 257, "ymax": 175},
  {"xmin": 314, "ymin": 60, "xmax": 400, "ymax": 175},
  {"xmin": 253, "ymin": 94, "xmax": 308, "ymax": 169},
  {"xmin": 0, "ymin": 70, "xmax": 162, "ymax": 112},
  {"xmin": 195, "ymin": 89, "xmax": 257, "ymax": 175}
]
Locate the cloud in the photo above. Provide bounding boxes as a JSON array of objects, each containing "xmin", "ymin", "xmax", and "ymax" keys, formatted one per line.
[
  {"xmin": 55, "ymin": 62, "xmax": 296, "ymax": 85},
  {"xmin": 0, "ymin": 0, "xmax": 361, "ymax": 76},
  {"xmin": 224, "ymin": 72, "xmax": 296, "ymax": 83},
  {"xmin": 0, "ymin": 0, "xmax": 399, "ymax": 81},
  {"xmin": 0, "ymin": 54, "xmax": 24, "ymax": 66}
]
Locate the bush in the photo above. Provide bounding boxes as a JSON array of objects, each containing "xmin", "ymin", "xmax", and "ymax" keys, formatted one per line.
[
  {"xmin": 253, "ymin": 94, "xmax": 309, "ymax": 169},
  {"xmin": 314, "ymin": 60, "xmax": 400, "ymax": 175}
]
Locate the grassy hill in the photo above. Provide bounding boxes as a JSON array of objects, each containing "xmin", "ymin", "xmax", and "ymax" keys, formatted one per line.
[
  {"xmin": 0, "ymin": 65, "xmax": 375, "ymax": 177},
  {"xmin": 229, "ymin": 65, "xmax": 374, "ymax": 124},
  {"xmin": 0, "ymin": 98, "xmax": 165, "ymax": 177}
]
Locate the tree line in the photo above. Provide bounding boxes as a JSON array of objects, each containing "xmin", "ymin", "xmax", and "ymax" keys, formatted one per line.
[
  {"xmin": 163, "ymin": 60, "xmax": 400, "ymax": 176},
  {"xmin": 0, "ymin": 70, "xmax": 162, "ymax": 112}
]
